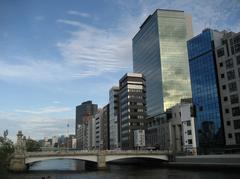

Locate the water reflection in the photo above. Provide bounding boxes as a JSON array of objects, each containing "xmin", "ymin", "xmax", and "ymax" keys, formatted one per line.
[
  {"xmin": 29, "ymin": 159, "xmax": 85, "ymax": 171},
  {"xmin": 8, "ymin": 159, "xmax": 240, "ymax": 179}
]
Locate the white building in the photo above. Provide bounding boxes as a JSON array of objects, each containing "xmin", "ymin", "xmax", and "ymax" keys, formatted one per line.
[
  {"xmin": 170, "ymin": 100, "xmax": 197, "ymax": 155},
  {"xmin": 52, "ymin": 136, "xmax": 58, "ymax": 147},
  {"xmin": 134, "ymin": 130, "xmax": 145, "ymax": 149},
  {"xmin": 215, "ymin": 31, "xmax": 240, "ymax": 147},
  {"xmin": 71, "ymin": 138, "xmax": 77, "ymax": 149}
]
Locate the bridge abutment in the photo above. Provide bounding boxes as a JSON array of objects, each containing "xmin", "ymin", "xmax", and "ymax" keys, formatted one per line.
[{"xmin": 9, "ymin": 154, "xmax": 27, "ymax": 172}]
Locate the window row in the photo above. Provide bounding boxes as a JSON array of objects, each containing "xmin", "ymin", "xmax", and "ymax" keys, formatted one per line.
[
  {"xmin": 225, "ymin": 106, "xmax": 240, "ymax": 116},
  {"xmin": 222, "ymin": 82, "xmax": 238, "ymax": 92},
  {"xmin": 219, "ymin": 55, "xmax": 240, "ymax": 68},
  {"xmin": 223, "ymin": 94, "xmax": 239, "ymax": 104}
]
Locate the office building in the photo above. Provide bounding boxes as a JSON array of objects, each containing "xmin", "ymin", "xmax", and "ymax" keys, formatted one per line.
[
  {"xmin": 94, "ymin": 109, "xmax": 103, "ymax": 149},
  {"xmin": 133, "ymin": 9, "xmax": 192, "ymax": 116},
  {"xmin": 101, "ymin": 104, "xmax": 110, "ymax": 150},
  {"xmin": 77, "ymin": 114, "xmax": 92, "ymax": 150},
  {"xmin": 145, "ymin": 113, "xmax": 168, "ymax": 149},
  {"xmin": 109, "ymin": 86, "xmax": 120, "ymax": 149},
  {"xmin": 76, "ymin": 101, "xmax": 98, "ymax": 134},
  {"xmin": 215, "ymin": 31, "xmax": 240, "ymax": 148},
  {"xmin": 76, "ymin": 100, "xmax": 98, "ymax": 148},
  {"xmin": 119, "ymin": 73, "xmax": 146, "ymax": 149},
  {"xmin": 187, "ymin": 29, "xmax": 225, "ymax": 153}
]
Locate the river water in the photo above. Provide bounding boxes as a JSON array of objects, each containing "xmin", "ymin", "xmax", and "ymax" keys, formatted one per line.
[{"xmin": 7, "ymin": 159, "xmax": 240, "ymax": 179}]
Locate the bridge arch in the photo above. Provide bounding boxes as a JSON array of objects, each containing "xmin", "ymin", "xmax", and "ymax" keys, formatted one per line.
[
  {"xmin": 105, "ymin": 155, "xmax": 168, "ymax": 162},
  {"xmin": 25, "ymin": 155, "xmax": 97, "ymax": 164}
]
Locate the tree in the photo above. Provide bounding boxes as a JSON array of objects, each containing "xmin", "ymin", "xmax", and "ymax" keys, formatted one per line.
[
  {"xmin": 26, "ymin": 138, "xmax": 41, "ymax": 152},
  {"xmin": 0, "ymin": 130, "xmax": 14, "ymax": 176}
]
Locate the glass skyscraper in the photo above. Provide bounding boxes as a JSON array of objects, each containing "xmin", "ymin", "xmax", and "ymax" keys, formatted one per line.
[
  {"xmin": 187, "ymin": 29, "xmax": 224, "ymax": 153},
  {"xmin": 133, "ymin": 9, "xmax": 193, "ymax": 117}
]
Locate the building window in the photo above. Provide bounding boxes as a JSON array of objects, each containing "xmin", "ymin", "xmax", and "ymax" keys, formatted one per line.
[
  {"xmin": 232, "ymin": 107, "xmax": 240, "ymax": 117},
  {"xmin": 227, "ymin": 121, "xmax": 231, "ymax": 126},
  {"xmin": 230, "ymin": 94, "xmax": 239, "ymax": 104},
  {"xmin": 219, "ymin": 62, "xmax": 223, "ymax": 67},
  {"xmin": 227, "ymin": 70, "xmax": 235, "ymax": 80},
  {"xmin": 234, "ymin": 119, "xmax": 240, "ymax": 129},
  {"xmin": 217, "ymin": 48, "xmax": 225, "ymax": 57},
  {"xmin": 228, "ymin": 82, "xmax": 237, "ymax": 92},
  {"xmin": 235, "ymin": 133, "xmax": 240, "ymax": 144},
  {"xmin": 188, "ymin": 139, "xmax": 192, "ymax": 144},
  {"xmin": 226, "ymin": 58, "xmax": 234, "ymax": 69},
  {"xmin": 222, "ymin": 85, "xmax": 226, "ymax": 90},
  {"xmin": 225, "ymin": 108, "xmax": 229, "ymax": 113},
  {"xmin": 228, "ymin": 133, "xmax": 232, "ymax": 138},
  {"xmin": 221, "ymin": 73, "xmax": 225, "ymax": 79},
  {"xmin": 187, "ymin": 130, "xmax": 192, "ymax": 135},
  {"xmin": 187, "ymin": 121, "xmax": 191, "ymax": 126},
  {"xmin": 224, "ymin": 96, "xmax": 228, "ymax": 101},
  {"xmin": 237, "ymin": 55, "xmax": 240, "ymax": 65}
]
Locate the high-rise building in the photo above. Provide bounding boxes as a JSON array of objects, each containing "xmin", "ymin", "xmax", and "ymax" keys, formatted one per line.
[
  {"xmin": 119, "ymin": 73, "xmax": 146, "ymax": 149},
  {"xmin": 133, "ymin": 9, "xmax": 193, "ymax": 117},
  {"xmin": 76, "ymin": 101, "xmax": 98, "ymax": 134},
  {"xmin": 187, "ymin": 29, "xmax": 225, "ymax": 153},
  {"xmin": 78, "ymin": 114, "xmax": 92, "ymax": 150},
  {"xmin": 109, "ymin": 86, "xmax": 120, "ymax": 149},
  {"xmin": 101, "ymin": 104, "xmax": 110, "ymax": 150},
  {"xmin": 94, "ymin": 109, "xmax": 103, "ymax": 149},
  {"xmin": 215, "ymin": 31, "xmax": 240, "ymax": 148}
]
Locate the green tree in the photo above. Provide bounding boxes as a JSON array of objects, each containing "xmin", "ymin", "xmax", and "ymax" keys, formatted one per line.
[
  {"xmin": 26, "ymin": 138, "xmax": 41, "ymax": 152},
  {"xmin": 0, "ymin": 130, "xmax": 14, "ymax": 176}
]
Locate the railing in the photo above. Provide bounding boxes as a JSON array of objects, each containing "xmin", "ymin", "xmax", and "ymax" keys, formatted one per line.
[{"xmin": 25, "ymin": 150, "xmax": 172, "ymax": 157}]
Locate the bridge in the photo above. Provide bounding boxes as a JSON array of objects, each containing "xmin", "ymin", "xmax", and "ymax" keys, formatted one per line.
[
  {"xmin": 10, "ymin": 150, "xmax": 170, "ymax": 172},
  {"xmin": 9, "ymin": 131, "xmax": 171, "ymax": 172}
]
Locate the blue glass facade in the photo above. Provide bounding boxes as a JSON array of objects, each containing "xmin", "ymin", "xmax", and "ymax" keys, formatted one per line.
[{"xmin": 188, "ymin": 29, "xmax": 224, "ymax": 153}]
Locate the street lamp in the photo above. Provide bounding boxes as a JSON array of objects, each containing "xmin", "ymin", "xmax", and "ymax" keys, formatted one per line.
[{"xmin": 67, "ymin": 122, "xmax": 69, "ymax": 151}]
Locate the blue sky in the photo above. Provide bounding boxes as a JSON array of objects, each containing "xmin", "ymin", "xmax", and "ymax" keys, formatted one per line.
[{"xmin": 0, "ymin": 0, "xmax": 239, "ymax": 141}]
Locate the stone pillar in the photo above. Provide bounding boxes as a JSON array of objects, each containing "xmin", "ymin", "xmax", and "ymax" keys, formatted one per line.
[
  {"xmin": 97, "ymin": 151, "xmax": 106, "ymax": 169},
  {"xmin": 9, "ymin": 131, "xmax": 27, "ymax": 172},
  {"xmin": 9, "ymin": 154, "xmax": 26, "ymax": 172}
]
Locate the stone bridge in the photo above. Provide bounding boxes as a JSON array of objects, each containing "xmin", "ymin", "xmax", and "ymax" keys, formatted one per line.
[
  {"xmin": 10, "ymin": 150, "xmax": 170, "ymax": 172},
  {"xmin": 9, "ymin": 131, "xmax": 171, "ymax": 172}
]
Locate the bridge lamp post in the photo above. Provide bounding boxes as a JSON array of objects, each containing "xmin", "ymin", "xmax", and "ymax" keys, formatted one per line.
[{"xmin": 67, "ymin": 123, "xmax": 69, "ymax": 151}]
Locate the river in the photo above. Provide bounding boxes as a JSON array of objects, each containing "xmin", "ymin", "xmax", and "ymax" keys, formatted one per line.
[{"xmin": 7, "ymin": 159, "xmax": 240, "ymax": 179}]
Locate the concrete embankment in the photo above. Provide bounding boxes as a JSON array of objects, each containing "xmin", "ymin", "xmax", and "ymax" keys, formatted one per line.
[{"xmin": 165, "ymin": 154, "xmax": 240, "ymax": 170}]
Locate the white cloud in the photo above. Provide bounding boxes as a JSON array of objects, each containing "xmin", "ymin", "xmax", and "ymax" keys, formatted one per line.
[
  {"xmin": 67, "ymin": 10, "xmax": 91, "ymax": 18},
  {"xmin": 56, "ymin": 18, "xmax": 134, "ymax": 75},
  {"xmin": 15, "ymin": 106, "xmax": 70, "ymax": 114}
]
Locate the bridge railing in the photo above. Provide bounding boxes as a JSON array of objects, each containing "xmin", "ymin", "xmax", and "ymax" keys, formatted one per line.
[{"xmin": 25, "ymin": 149, "xmax": 172, "ymax": 157}]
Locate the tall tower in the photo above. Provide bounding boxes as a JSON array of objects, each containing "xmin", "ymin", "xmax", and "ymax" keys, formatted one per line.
[
  {"xmin": 133, "ymin": 9, "xmax": 193, "ymax": 117},
  {"xmin": 187, "ymin": 29, "xmax": 225, "ymax": 153}
]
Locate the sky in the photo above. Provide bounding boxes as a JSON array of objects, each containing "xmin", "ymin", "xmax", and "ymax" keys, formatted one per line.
[{"xmin": 0, "ymin": 0, "xmax": 239, "ymax": 141}]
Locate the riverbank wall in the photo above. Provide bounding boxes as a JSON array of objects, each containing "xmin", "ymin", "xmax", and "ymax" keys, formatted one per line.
[{"xmin": 166, "ymin": 154, "xmax": 240, "ymax": 170}]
